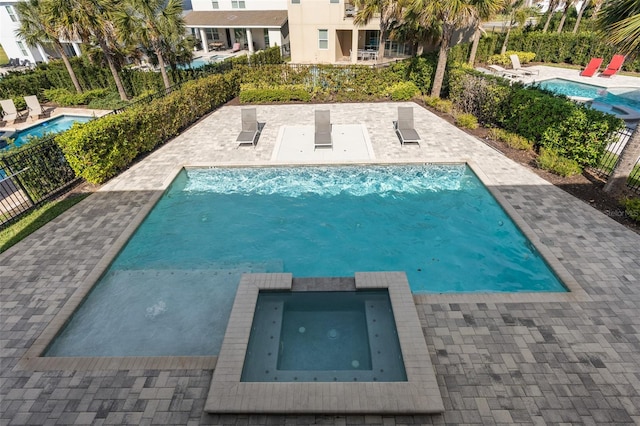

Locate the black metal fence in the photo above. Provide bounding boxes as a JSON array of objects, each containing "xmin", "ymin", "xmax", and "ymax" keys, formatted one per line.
[
  {"xmin": 0, "ymin": 137, "xmax": 80, "ymax": 229},
  {"xmin": 589, "ymin": 126, "xmax": 640, "ymax": 194}
]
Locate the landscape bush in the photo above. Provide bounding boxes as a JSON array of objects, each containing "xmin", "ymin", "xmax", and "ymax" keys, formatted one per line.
[
  {"xmin": 43, "ymin": 88, "xmax": 109, "ymax": 106},
  {"xmin": 487, "ymin": 128, "xmax": 534, "ymax": 150},
  {"xmin": 448, "ymin": 67, "xmax": 623, "ymax": 167},
  {"xmin": 56, "ymin": 71, "xmax": 240, "ymax": 183},
  {"xmin": 385, "ymin": 81, "xmax": 420, "ymax": 100},
  {"xmin": 621, "ymin": 197, "xmax": 640, "ymax": 222},
  {"xmin": 239, "ymin": 84, "xmax": 311, "ymax": 103},
  {"xmin": 454, "ymin": 113, "xmax": 478, "ymax": 129},
  {"xmin": 536, "ymin": 147, "xmax": 583, "ymax": 177},
  {"xmin": 487, "ymin": 51, "xmax": 536, "ymax": 66}
]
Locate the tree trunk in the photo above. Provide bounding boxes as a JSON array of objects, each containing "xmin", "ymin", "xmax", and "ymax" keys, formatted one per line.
[
  {"xmin": 377, "ymin": 25, "xmax": 386, "ymax": 62},
  {"xmin": 430, "ymin": 32, "xmax": 450, "ymax": 98},
  {"xmin": 501, "ymin": 24, "xmax": 512, "ymax": 54},
  {"xmin": 542, "ymin": 12, "xmax": 553, "ymax": 32},
  {"xmin": 604, "ymin": 126, "xmax": 640, "ymax": 196},
  {"xmin": 468, "ymin": 27, "xmax": 481, "ymax": 66},
  {"xmin": 573, "ymin": 0, "xmax": 588, "ymax": 33},
  {"xmin": 557, "ymin": 3, "xmax": 571, "ymax": 32},
  {"xmin": 54, "ymin": 41, "xmax": 83, "ymax": 93},
  {"xmin": 98, "ymin": 39, "xmax": 128, "ymax": 101},
  {"xmin": 156, "ymin": 48, "xmax": 171, "ymax": 89}
]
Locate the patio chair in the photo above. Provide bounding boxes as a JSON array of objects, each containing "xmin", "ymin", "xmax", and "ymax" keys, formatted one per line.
[
  {"xmin": 231, "ymin": 42, "xmax": 241, "ymax": 53},
  {"xmin": 509, "ymin": 54, "xmax": 538, "ymax": 75},
  {"xmin": 599, "ymin": 55, "xmax": 625, "ymax": 78},
  {"xmin": 24, "ymin": 95, "xmax": 54, "ymax": 120},
  {"xmin": 0, "ymin": 99, "xmax": 26, "ymax": 123},
  {"xmin": 487, "ymin": 65, "xmax": 524, "ymax": 79},
  {"xmin": 236, "ymin": 108, "xmax": 261, "ymax": 147},
  {"xmin": 314, "ymin": 110, "xmax": 332, "ymax": 149},
  {"xmin": 394, "ymin": 106, "xmax": 420, "ymax": 145},
  {"xmin": 580, "ymin": 57, "xmax": 603, "ymax": 77}
]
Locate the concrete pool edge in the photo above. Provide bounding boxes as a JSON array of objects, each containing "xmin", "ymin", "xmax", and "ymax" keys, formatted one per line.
[{"xmin": 205, "ymin": 272, "xmax": 444, "ymax": 414}]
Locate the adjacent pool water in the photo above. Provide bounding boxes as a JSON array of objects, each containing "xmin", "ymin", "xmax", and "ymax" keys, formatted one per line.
[
  {"xmin": 1, "ymin": 115, "xmax": 93, "ymax": 150},
  {"xmin": 535, "ymin": 78, "xmax": 640, "ymax": 113},
  {"xmin": 45, "ymin": 164, "xmax": 566, "ymax": 357},
  {"xmin": 241, "ymin": 290, "xmax": 406, "ymax": 382}
]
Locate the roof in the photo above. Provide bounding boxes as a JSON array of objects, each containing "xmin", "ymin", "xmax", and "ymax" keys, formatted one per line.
[{"xmin": 184, "ymin": 10, "xmax": 288, "ymax": 28}]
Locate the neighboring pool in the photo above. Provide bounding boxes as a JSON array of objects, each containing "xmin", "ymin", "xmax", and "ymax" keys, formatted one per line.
[
  {"xmin": 535, "ymin": 78, "xmax": 640, "ymax": 113},
  {"xmin": 45, "ymin": 165, "xmax": 566, "ymax": 357},
  {"xmin": 241, "ymin": 290, "xmax": 406, "ymax": 382},
  {"xmin": 179, "ymin": 55, "xmax": 231, "ymax": 69},
  {"xmin": 1, "ymin": 115, "xmax": 93, "ymax": 150}
]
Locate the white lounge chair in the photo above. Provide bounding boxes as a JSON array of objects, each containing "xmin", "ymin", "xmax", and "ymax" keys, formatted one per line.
[
  {"xmin": 314, "ymin": 110, "xmax": 332, "ymax": 149},
  {"xmin": 488, "ymin": 65, "xmax": 524, "ymax": 79},
  {"xmin": 509, "ymin": 54, "xmax": 538, "ymax": 76},
  {"xmin": 0, "ymin": 99, "xmax": 26, "ymax": 123},
  {"xmin": 394, "ymin": 107, "xmax": 420, "ymax": 145},
  {"xmin": 24, "ymin": 95, "xmax": 54, "ymax": 120},
  {"xmin": 236, "ymin": 108, "xmax": 261, "ymax": 147}
]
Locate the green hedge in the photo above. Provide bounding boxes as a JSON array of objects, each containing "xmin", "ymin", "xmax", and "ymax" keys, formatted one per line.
[
  {"xmin": 239, "ymin": 84, "xmax": 311, "ymax": 102},
  {"xmin": 472, "ymin": 31, "xmax": 640, "ymax": 72},
  {"xmin": 448, "ymin": 67, "xmax": 624, "ymax": 167},
  {"xmin": 56, "ymin": 71, "xmax": 240, "ymax": 184}
]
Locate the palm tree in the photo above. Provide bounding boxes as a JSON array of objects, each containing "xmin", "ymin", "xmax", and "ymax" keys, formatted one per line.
[
  {"xmin": 598, "ymin": 0, "xmax": 640, "ymax": 195},
  {"xmin": 352, "ymin": 0, "xmax": 406, "ymax": 62},
  {"xmin": 115, "ymin": 0, "xmax": 185, "ymax": 90},
  {"xmin": 46, "ymin": 0, "xmax": 128, "ymax": 100},
  {"xmin": 468, "ymin": 0, "xmax": 503, "ymax": 65},
  {"xmin": 499, "ymin": 0, "xmax": 534, "ymax": 54},
  {"xmin": 408, "ymin": 0, "xmax": 486, "ymax": 98},
  {"xmin": 572, "ymin": 0, "xmax": 589, "ymax": 32},
  {"xmin": 556, "ymin": 0, "xmax": 576, "ymax": 32},
  {"xmin": 14, "ymin": 0, "xmax": 83, "ymax": 93},
  {"xmin": 541, "ymin": 0, "xmax": 560, "ymax": 32}
]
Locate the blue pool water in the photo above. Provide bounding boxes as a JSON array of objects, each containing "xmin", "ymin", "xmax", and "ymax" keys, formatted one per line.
[
  {"xmin": 242, "ymin": 290, "xmax": 406, "ymax": 382},
  {"xmin": 1, "ymin": 115, "xmax": 92, "ymax": 150},
  {"xmin": 45, "ymin": 165, "xmax": 566, "ymax": 357},
  {"xmin": 178, "ymin": 55, "xmax": 230, "ymax": 69},
  {"xmin": 535, "ymin": 78, "xmax": 640, "ymax": 113}
]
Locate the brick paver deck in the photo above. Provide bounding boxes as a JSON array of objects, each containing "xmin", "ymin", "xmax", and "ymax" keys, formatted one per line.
[{"xmin": 2, "ymin": 101, "xmax": 640, "ymax": 425}]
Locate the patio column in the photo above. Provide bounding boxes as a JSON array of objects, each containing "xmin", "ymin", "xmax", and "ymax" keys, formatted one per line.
[
  {"xmin": 246, "ymin": 28, "xmax": 254, "ymax": 53},
  {"xmin": 351, "ymin": 29, "xmax": 358, "ymax": 63},
  {"xmin": 36, "ymin": 44, "xmax": 49, "ymax": 63},
  {"xmin": 72, "ymin": 43, "xmax": 81, "ymax": 57},
  {"xmin": 200, "ymin": 28, "xmax": 209, "ymax": 53}
]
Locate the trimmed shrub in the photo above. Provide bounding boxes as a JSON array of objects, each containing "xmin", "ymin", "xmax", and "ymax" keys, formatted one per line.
[
  {"xmin": 487, "ymin": 51, "xmax": 536, "ymax": 66},
  {"xmin": 57, "ymin": 71, "xmax": 240, "ymax": 184},
  {"xmin": 43, "ymin": 88, "xmax": 109, "ymax": 106},
  {"xmin": 621, "ymin": 197, "xmax": 640, "ymax": 222},
  {"xmin": 536, "ymin": 148, "xmax": 583, "ymax": 177},
  {"xmin": 385, "ymin": 81, "xmax": 420, "ymax": 101},
  {"xmin": 487, "ymin": 128, "xmax": 534, "ymax": 150},
  {"xmin": 389, "ymin": 54, "xmax": 438, "ymax": 94},
  {"xmin": 455, "ymin": 113, "xmax": 478, "ymax": 129},
  {"xmin": 239, "ymin": 84, "xmax": 311, "ymax": 103}
]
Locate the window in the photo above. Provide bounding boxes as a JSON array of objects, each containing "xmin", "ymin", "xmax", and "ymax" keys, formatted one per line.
[
  {"xmin": 318, "ymin": 29, "xmax": 328, "ymax": 49},
  {"xmin": 206, "ymin": 28, "xmax": 220, "ymax": 41},
  {"xmin": 5, "ymin": 5, "xmax": 17, "ymax": 22},
  {"xmin": 16, "ymin": 41, "xmax": 28, "ymax": 56},
  {"xmin": 264, "ymin": 29, "xmax": 270, "ymax": 47},
  {"xmin": 211, "ymin": 0, "xmax": 219, "ymax": 8},
  {"xmin": 291, "ymin": 0, "xmax": 300, "ymax": 3},
  {"xmin": 330, "ymin": 0, "xmax": 339, "ymax": 3},
  {"xmin": 231, "ymin": 0, "xmax": 245, "ymax": 8}
]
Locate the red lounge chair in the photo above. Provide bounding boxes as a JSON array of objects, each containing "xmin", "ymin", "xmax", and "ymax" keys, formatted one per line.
[
  {"xmin": 580, "ymin": 57, "xmax": 603, "ymax": 77},
  {"xmin": 600, "ymin": 55, "xmax": 625, "ymax": 77}
]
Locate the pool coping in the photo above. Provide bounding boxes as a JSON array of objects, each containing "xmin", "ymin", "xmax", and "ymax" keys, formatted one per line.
[
  {"xmin": 17, "ymin": 160, "xmax": 589, "ymax": 372},
  {"xmin": 204, "ymin": 272, "xmax": 444, "ymax": 414}
]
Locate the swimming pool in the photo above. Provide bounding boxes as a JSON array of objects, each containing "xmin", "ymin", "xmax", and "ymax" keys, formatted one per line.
[
  {"xmin": 535, "ymin": 78, "xmax": 640, "ymax": 113},
  {"xmin": 1, "ymin": 115, "xmax": 93, "ymax": 150},
  {"xmin": 44, "ymin": 164, "xmax": 566, "ymax": 357},
  {"xmin": 179, "ymin": 55, "xmax": 231, "ymax": 69}
]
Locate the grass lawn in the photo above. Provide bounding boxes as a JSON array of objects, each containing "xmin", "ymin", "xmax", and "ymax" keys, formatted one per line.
[
  {"xmin": 0, "ymin": 45, "xmax": 8, "ymax": 66},
  {"xmin": 594, "ymin": 152, "xmax": 640, "ymax": 188},
  {"xmin": 0, "ymin": 193, "xmax": 90, "ymax": 253}
]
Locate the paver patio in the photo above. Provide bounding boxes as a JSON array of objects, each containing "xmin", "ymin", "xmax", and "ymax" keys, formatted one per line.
[{"xmin": 1, "ymin": 101, "xmax": 640, "ymax": 425}]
